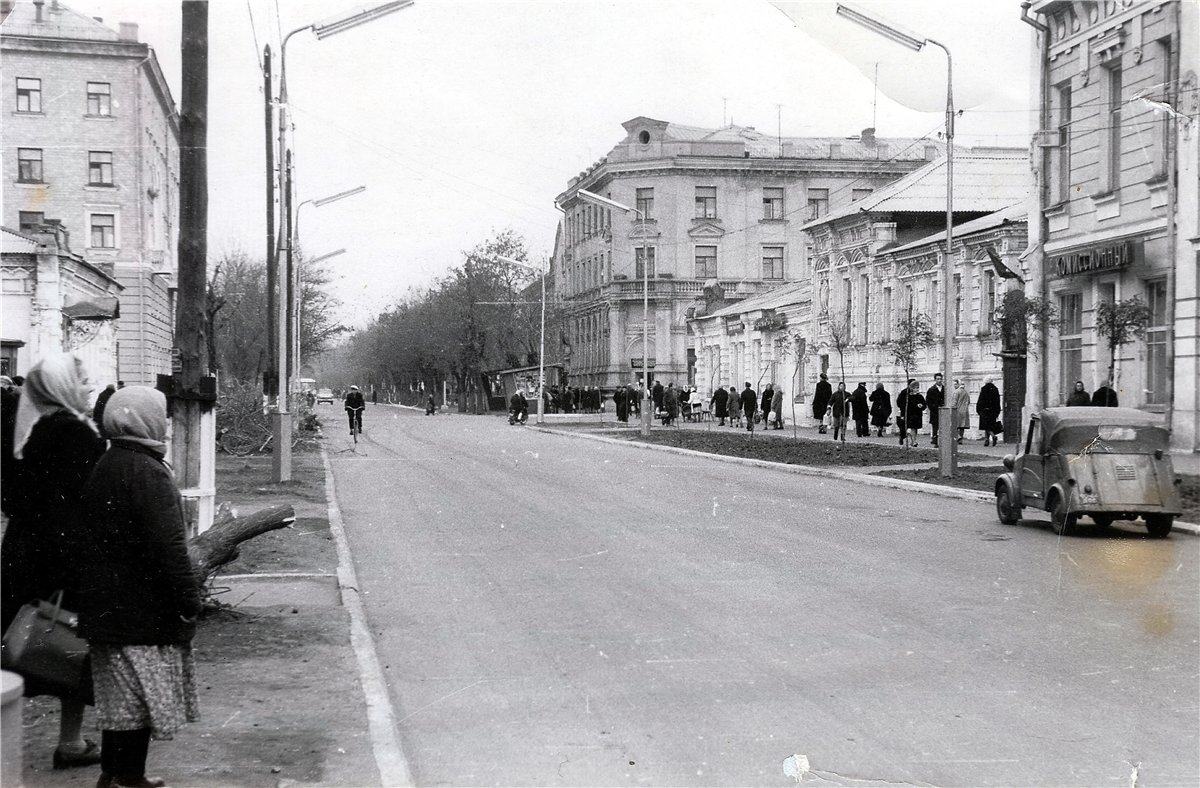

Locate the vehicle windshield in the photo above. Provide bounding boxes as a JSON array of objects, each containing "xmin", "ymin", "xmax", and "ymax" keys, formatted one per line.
[{"xmin": 1049, "ymin": 425, "xmax": 1169, "ymax": 454}]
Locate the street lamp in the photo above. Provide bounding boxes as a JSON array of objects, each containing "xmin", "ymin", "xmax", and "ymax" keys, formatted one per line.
[
  {"xmin": 494, "ymin": 254, "xmax": 547, "ymax": 426},
  {"xmin": 270, "ymin": 0, "xmax": 413, "ymax": 482},
  {"xmin": 292, "ymin": 186, "xmax": 365, "ymax": 398},
  {"xmin": 576, "ymin": 188, "xmax": 651, "ymax": 436},
  {"xmin": 835, "ymin": 3, "xmax": 957, "ymax": 477}
]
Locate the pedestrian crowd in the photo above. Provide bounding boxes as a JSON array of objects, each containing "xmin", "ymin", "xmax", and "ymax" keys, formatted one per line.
[{"xmin": 2, "ymin": 356, "xmax": 199, "ymax": 788}]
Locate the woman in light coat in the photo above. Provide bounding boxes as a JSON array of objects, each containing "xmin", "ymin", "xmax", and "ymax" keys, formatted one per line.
[{"xmin": 951, "ymin": 379, "xmax": 971, "ymax": 444}]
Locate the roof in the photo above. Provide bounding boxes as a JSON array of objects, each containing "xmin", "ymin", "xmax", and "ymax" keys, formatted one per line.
[
  {"xmin": 0, "ymin": 1, "xmax": 123, "ymax": 42},
  {"xmin": 1038, "ymin": 407, "xmax": 1168, "ymax": 441},
  {"xmin": 702, "ymin": 282, "xmax": 809, "ymax": 321},
  {"xmin": 802, "ymin": 155, "xmax": 1032, "ymax": 230},
  {"xmin": 884, "ymin": 203, "xmax": 1028, "ymax": 256},
  {"xmin": 63, "ymin": 295, "xmax": 119, "ymax": 320},
  {"xmin": 0, "ymin": 226, "xmax": 37, "ymax": 255}
]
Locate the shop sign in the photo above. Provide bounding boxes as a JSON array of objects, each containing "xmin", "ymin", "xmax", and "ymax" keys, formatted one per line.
[
  {"xmin": 630, "ymin": 357, "xmax": 657, "ymax": 369},
  {"xmin": 726, "ymin": 320, "xmax": 745, "ymax": 334},
  {"xmin": 1051, "ymin": 240, "xmax": 1140, "ymax": 278},
  {"xmin": 753, "ymin": 312, "xmax": 787, "ymax": 332}
]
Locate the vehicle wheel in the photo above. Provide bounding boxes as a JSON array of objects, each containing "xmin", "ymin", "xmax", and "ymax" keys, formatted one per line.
[
  {"xmin": 995, "ymin": 487, "xmax": 1021, "ymax": 525},
  {"xmin": 1145, "ymin": 514, "xmax": 1173, "ymax": 539},
  {"xmin": 1049, "ymin": 492, "xmax": 1077, "ymax": 536},
  {"xmin": 1091, "ymin": 514, "xmax": 1114, "ymax": 528}
]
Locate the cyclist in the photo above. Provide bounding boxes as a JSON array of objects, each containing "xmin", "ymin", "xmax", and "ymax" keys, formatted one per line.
[
  {"xmin": 508, "ymin": 388, "xmax": 528, "ymax": 425},
  {"xmin": 344, "ymin": 385, "xmax": 366, "ymax": 436}
]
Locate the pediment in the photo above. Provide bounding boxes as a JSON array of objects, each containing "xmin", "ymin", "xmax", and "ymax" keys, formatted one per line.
[{"xmin": 688, "ymin": 221, "xmax": 726, "ymax": 239}]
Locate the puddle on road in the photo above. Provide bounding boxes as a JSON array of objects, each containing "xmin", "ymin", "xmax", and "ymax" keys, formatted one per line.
[{"xmin": 1060, "ymin": 539, "xmax": 1180, "ymax": 635}]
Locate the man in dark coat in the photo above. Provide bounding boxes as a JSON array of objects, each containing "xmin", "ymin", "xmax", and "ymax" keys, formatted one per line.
[
  {"xmin": 896, "ymin": 379, "xmax": 927, "ymax": 448},
  {"xmin": 829, "ymin": 382, "xmax": 852, "ymax": 442},
  {"xmin": 926, "ymin": 373, "xmax": 945, "ymax": 447},
  {"xmin": 812, "ymin": 373, "xmax": 832, "ymax": 433},
  {"xmin": 652, "ymin": 381, "xmax": 664, "ymax": 413},
  {"xmin": 344, "ymin": 385, "xmax": 366, "ymax": 435},
  {"xmin": 851, "ymin": 382, "xmax": 870, "ymax": 437},
  {"xmin": 1066, "ymin": 380, "xmax": 1090, "ymax": 406},
  {"xmin": 760, "ymin": 384, "xmax": 773, "ymax": 424},
  {"xmin": 739, "ymin": 382, "xmax": 757, "ymax": 432},
  {"xmin": 1091, "ymin": 383, "xmax": 1119, "ymax": 407},
  {"xmin": 976, "ymin": 378, "xmax": 1002, "ymax": 446},
  {"xmin": 869, "ymin": 383, "xmax": 892, "ymax": 438},
  {"xmin": 711, "ymin": 385, "xmax": 729, "ymax": 426},
  {"xmin": 613, "ymin": 385, "xmax": 628, "ymax": 422},
  {"xmin": 663, "ymin": 383, "xmax": 679, "ymax": 426}
]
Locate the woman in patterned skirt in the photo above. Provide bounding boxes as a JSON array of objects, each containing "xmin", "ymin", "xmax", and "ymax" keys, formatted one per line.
[{"xmin": 76, "ymin": 386, "xmax": 202, "ymax": 788}]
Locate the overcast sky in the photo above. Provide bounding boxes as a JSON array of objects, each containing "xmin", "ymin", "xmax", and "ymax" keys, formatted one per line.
[{"xmin": 73, "ymin": 0, "xmax": 1035, "ymax": 326}]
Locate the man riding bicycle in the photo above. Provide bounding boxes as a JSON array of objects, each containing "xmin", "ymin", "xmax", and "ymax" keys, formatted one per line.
[
  {"xmin": 344, "ymin": 385, "xmax": 366, "ymax": 436},
  {"xmin": 508, "ymin": 388, "xmax": 528, "ymax": 425}
]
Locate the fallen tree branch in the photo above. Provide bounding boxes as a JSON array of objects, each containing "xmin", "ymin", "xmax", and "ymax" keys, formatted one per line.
[{"xmin": 187, "ymin": 502, "xmax": 296, "ymax": 586}]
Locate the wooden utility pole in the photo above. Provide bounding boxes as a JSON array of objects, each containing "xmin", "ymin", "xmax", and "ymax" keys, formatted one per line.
[
  {"xmin": 171, "ymin": 0, "xmax": 217, "ymax": 534},
  {"xmin": 264, "ymin": 45, "xmax": 276, "ymax": 401}
]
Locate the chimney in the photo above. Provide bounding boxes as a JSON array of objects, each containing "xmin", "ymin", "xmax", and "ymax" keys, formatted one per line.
[
  {"xmin": 119, "ymin": 22, "xmax": 138, "ymax": 42},
  {"xmin": 32, "ymin": 0, "xmax": 43, "ymax": 22},
  {"xmin": 93, "ymin": 16, "xmax": 103, "ymax": 24},
  {"xmin": 861, "ymin": 127, "xmax": 877, "ymax": 147}
]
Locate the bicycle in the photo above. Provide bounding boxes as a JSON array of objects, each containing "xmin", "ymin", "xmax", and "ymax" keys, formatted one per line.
[{"xmin": 348, "ymin": 406, "xmax": 364, "ymax": 444}]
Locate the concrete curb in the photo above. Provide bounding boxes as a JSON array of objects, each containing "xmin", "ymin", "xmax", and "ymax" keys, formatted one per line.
[{"xmin": 533, "ymin": 425, "xmax": 1200, "ymax": 536}]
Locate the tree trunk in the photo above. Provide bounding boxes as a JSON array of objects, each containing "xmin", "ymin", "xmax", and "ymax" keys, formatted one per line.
[{"xmin": 188, "ymin": 503, "xmax": 296, "ymax": 587}]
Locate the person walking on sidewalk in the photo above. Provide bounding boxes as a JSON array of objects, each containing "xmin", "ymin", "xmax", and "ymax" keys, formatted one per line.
[
  {"xmin": 828, "ymin": 382, "xmax": 851, "ymax": 442},
  {"xmin": 760, "ymin": 384, "xmax": 773, "ymax": 428},
  {"xmin": 739, "ymin": 382, "xmax": 757, "ymax": 432},
  {"xmin": 869, "ymin": 383, "xmax": 892, "ymax": 438},
  {"xmin": 811, "ymin": 374, "xmax": 831, "ymax": 434},
  {"xmin": 711, "ymin": 385, "xmax": 729, "ymax": 426},
  {"xmin": 663, "ymin": 384, "xmax": 679, "ymax": 426},
  {"xmin": 1066, "ymin": 380, "xmax": 1090, "ymax": 406},
  {"xmin": 1, "ymin": 353, "xmax": 107, "ymax": 771},
  {"xmin": 896, "ymin": 379, "xmax": 927, "ymax": 448},
  {"xmin": 926, "ymin": 374, "xmax": 946, "ymax": 447},
  {"xmin": 344, "ymin": 385, "xmax": 366, "ymax": 436},
  {"xmin": 951, "ymin": 379, "xmax": 971, "ymax": 444},
  {"xmin": 851, "ymin": 382, "xmax": 869, "ymax": 438},
  {"xmin": 977, "ymin": 378, "xmax": 1002, "ymax": 446},
  {"xmin": 771, "ymin": 386, "xmax": 784, "ymax": 430}
]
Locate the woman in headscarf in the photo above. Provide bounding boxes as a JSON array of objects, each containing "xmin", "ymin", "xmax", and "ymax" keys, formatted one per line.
[
  {"xmin": 0, "ymin": 353, "xmax": 106, "ymax": 769},
  {"xmin": 951, "ymin": 379, "xmax": 971, "ymax": 444},
  {"xmin": 869, "ymin": 382, "xmax": 892, "ymax": 438},
  {"xmin": 75, "ymin": 386, "xmax": 202, "ymax": 788}
]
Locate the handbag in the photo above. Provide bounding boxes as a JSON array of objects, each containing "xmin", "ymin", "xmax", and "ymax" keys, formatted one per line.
[{"xmin": 1, "ymin": 590, "xmax": 89, "ymax": 697}]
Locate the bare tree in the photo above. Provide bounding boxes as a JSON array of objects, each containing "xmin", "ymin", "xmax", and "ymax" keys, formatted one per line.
[
  {"xmin": 886, "ymin": 311, "xmax": 935, "ymax": 432},
  {"xmin": 826, "ymin": 307, "xmax": 853, "ymax": 386},
  {"xmin": 1095, "ymin": 296, "xmax": 1153, "ymax": 393}
]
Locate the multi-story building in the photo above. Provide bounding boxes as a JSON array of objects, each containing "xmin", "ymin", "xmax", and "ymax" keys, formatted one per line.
[
  {"xmin": 552, "ymin": 116, "xmax": 946, "ymax": 393},
  {"xmin": 691, "ymin": 154, "xmax": 1031, "ymax": 428},
  {"xmin": 1026, "ymin": 0, "xmax": 1198, "ymax": 452},
  {"xmin": 2, "ymin": 0, "xmax": 179, "ymax": 384},
  {"xmin": 2, "ymin": 223, "xmax": 122, "ymax": 380}
]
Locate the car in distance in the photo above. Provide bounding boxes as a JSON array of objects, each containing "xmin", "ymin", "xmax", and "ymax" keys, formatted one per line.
[
  {"xmin": 994, "ymin": 407, "xmax": 1182, "ymax": 537},
  {"xmin": 316, "ymin": 387, "xmax": 335, "ymax": 405}
]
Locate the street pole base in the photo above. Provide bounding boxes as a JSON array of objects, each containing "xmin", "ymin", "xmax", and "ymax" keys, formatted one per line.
[
  {"xmin": 272, "ymin": 410, "xmax": 292, "ymax": 483},
  {"xmin": 939, "ymin": 405, "xmax": 957, "ymax": 477}
]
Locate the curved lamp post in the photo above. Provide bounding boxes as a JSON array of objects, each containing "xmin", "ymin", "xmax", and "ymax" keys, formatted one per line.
[
  {"xmin": 835, "ymin": 3, "xmax": 956, "ymax": 477},
  {"xmin": 576, "ymin": 189, "xmax": 652, "ymax": 436}
]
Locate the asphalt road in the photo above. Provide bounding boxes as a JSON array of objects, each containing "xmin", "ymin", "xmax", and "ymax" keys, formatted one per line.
[{"xmin": 326, "ymin": 405, "xmax": 1200, "ymax": 787}]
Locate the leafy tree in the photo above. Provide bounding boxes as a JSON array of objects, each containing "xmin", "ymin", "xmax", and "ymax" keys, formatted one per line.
[
  {"xmin": 1095, "ymin": 296, "xmax": 1153, "ymax": 387},
  {"xmin": 993, "ymin": 290, "xmax": 1057, "ymax": 356},
  {"xmin": 886, "ymin": 310, "xmax": 936, "ymax": 430}
]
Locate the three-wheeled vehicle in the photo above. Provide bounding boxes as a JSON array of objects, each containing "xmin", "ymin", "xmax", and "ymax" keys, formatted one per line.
[{"xmin": 994, "ymin": 407, "xmax": 1182, "ymax": 537}]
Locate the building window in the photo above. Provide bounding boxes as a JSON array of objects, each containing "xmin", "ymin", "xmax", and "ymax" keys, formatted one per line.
[
  {"xmin": 17, "ymin": 148, "xmax": 43, "ymax": 182},
  {"xmin": 87, "ymin": 82, "xmax": 111, "ymax": 116},
  {"xmin": 953, "ymin": 274, "xmax": 963, "ymax": 334},
  {"xmin": 694, "ymin": 246, "xmax": 717, "ymax": 279},
  {"xmin": 762, "ymin": 246, "xmax": 784, "ymax": 280},
  {"xmin": 1145, "ymin": 278, "xmax": 1168, "ymax": 405},
  {"xmin": 1058, "ymin": 291, "xmax": 1083, "ymax": 400},
  {"xmin": 1055, "ymin": 82, "xmax": 1072, "ymax": 204},
  {"xmin": 695, "ymin": 186, "xmax": 717, "ymax": 219},
  {"xmin": 18, "ymin": 211, "xmax": 44, "ymax": 232},
  {"xmin": 762, "ymin": 187, "xmax": 783, "ymax": 219},
  {"xmin": 88, "ymin": 151, "xmax": 114, "ymax": 185},
  {"xmin": 90, "ymin": 213, "xmax": 116, "ymax": 248},
  {"xmin": 1102, "ymin": 65, "xmax": 1123, "ymax": 193},
  {"xmin": 981, "ymin": 270, "xmax": 995, "ymax": 333},
  {"xmin": 851, "ymin": 188, "xmax": 872, "ymax": 202},
  {"xmin": 860, "ymin": 274, "xmax": 870, "ymax": 342},
  {"xmin": 634, "ymin": 246, "xmax": 656, "ymax": 279},
  {"xmin": 882, "ymin": 286, "xmax": 893, "ymax": 342},
  {"xmin": 807, "ymin": 188, "xmax": 828, "ymax": 220},
  {"xmin": 635, "ymin": 187, "xmax": 653, "ymax": 219},
  {"xmin": 16, "ymin": 77, "xmax": 41, "ymax": 113}
]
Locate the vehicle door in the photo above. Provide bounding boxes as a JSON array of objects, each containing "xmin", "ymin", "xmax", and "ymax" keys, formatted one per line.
[{"xmin": 1019, "ymin": 417, "xmax": 1046, "ymax": 504}]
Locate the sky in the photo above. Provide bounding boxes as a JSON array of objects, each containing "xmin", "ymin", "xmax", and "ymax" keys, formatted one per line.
[{"xmin": 72, "ymin": 0, "xmax": 1036, "ymax": 327}]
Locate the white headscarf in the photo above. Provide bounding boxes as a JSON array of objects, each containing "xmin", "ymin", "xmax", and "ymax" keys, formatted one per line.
[
  {"xmin": 12, "ymin": 353, "xmax": 97, "ymax": 459},
  {"xmin": 103, "ymin": 386, "xmax": 169, "ymax": 455}
]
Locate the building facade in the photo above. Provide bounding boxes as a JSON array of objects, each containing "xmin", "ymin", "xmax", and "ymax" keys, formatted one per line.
[
  {"xmin": 2, "ymin": 224, "xmax": 122, "ymax": 381},
  {"xmin": 1, "ymin": 0, "xmax": 179, "ymax": 384},
  {"xmin": 552, "ymin": 117, "xmax": 946, "ymax": 393},
  {"xmin": 1028, "ymin": 0, "xmax": 1198, "ymax": 451}
]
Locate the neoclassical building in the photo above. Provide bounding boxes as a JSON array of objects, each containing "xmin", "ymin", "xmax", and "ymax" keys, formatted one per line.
[
  {"xmin": 552, "ymin": 117, "xmax": 947, "ymax": 392},
  {"xmin": 2, "ymin": 1, "xmax": 179, "ymax": 383},
  {"xmin": 1026, "ymin": 0, "xmax": 1199, "ymax": 452}
]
